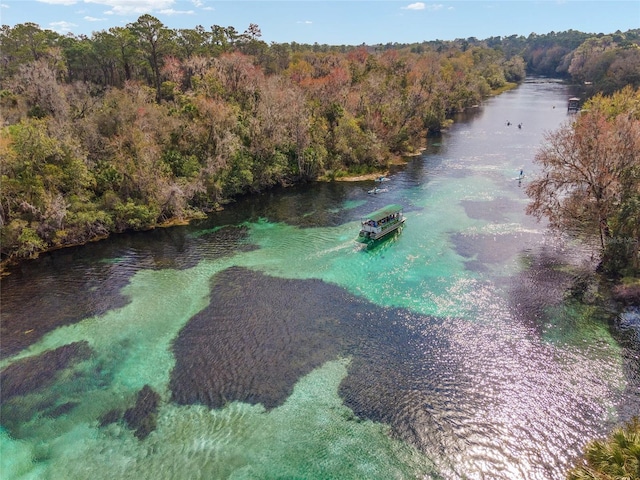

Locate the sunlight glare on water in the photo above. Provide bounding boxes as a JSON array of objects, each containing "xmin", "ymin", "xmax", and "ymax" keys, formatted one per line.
[{"xmin": 1, "ymin": 79, "xmax": 637, "ymax": 480}]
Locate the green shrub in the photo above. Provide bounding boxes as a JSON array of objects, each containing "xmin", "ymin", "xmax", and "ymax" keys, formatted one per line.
[
  {"xmin": 16, "ymin": 225, "xmax": 46, "ymax": 258},
  {"xmin": 567, "ymin": 417, "xmax": 640, "ymax": 480},
  {"xmin": 114, "ymin": 200, "xmax": 159, "ymax": 231}
]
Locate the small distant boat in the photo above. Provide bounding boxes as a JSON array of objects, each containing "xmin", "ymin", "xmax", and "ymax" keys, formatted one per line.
[
  {"xmin": 368, "ymin": 187, "xmax": 388, "ymax": 194},
  {"xmin": 374, "ymin": 176, "xmax": 390, "ymax": 183},
  {"xmin": 357, "ymin": 204, "xmax": 405, "ymax": 242},
  {"xmin": 568, "ymin": 97, "xmax": 580, "ymax": 112}
]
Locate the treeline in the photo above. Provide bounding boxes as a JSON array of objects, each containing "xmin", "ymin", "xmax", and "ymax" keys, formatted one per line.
[
  {"xmin": 0, "ymin": 16, "xmax": 524, "ymax": 261},
  {"xmin": 505, "ymin": 29, "xmax": 640, "ymax": 94},
  {"xmin": 527, "ymin": 86, "xmax": 640, "ymax": 277},
  {"xmin": 381, "ymin": 28, "xmax": 640, "ymax": 94},
  {"xmin": 0, "ymin": 18, "xmax": 638, "ymax": 262}
]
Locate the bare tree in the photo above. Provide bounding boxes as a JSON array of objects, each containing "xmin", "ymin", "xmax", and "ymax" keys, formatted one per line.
[{"xmin": 527, "ymin": 88, "xmax": 640, "ymax": 259}]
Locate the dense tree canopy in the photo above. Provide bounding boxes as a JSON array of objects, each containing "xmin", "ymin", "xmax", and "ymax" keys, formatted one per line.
[
  {"xmin": 526, "ymin": 86, "xmax": 640, "ymax": 275},
  {"xmin": 0, "ymin": 19, "xmax": 638, "ymax": 263}
]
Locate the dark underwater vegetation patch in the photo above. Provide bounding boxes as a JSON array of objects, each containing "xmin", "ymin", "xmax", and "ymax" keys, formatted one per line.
[
  {"xmin": 0, "ymin": 260, "xmax": 131, "ymax": 359},
  {"xmin": 460, "ymin": 198, "xmax": 518, "ymax": 223},
  {"xmin": 1, "ymin": 341, "xmax": 93, "ymax": 401},
  {"xmin": 168, "ymin": 265, "xmax": 627, "ymax": 473},
  {"xmin": 99, "ymin": 408, "xmax": 123, "ymax": 428},
  {"xmin": 123, "ymin": 385, "xmax": 161, "ymax": 440},
  {"xmin": 44, "ymin": 401, "xmax": 80, "ymax": 418},
  {"xmin": 450, "ymin": 230, "xmax": 540, "ymax": 269},
  {"xmin": 0, "ymin": 341, "xmax": 93, "ymax": 437},
  {"xmin": 169, "ymin": 267, "xmax": 477, "ymax": 459},
  {"xmin": 0, "ymin": 226, "xmax": 253, "ymax": 359},
  {"xmin": 170, "ymin": 267, "xmax": 348, "ymax": 409}
]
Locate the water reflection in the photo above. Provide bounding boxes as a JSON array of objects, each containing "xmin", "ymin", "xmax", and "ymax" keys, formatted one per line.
[{"xmin": 0, "ymin": 78, "xmax": 636, "ymax": 480}]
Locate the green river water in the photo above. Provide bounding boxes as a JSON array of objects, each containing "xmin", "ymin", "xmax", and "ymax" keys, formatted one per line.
[{"xmin": 1, "ymin": 78, "xmax": 638, "ymax": 480}]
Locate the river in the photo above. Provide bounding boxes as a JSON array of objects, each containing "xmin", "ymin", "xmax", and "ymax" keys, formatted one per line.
[{"xmin": 2, "ymin": 78, "xmax": 639, "ymax": 480}]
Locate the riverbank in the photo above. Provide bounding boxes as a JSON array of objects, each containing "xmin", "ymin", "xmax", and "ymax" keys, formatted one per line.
[
  {"xmin": 3, "ymin": 77, "xmax": 637, "ymax": 480},
  {"xmin": 330, "ymin": 84, "xmax": 517, "ymax": 184},
  {"xmin": 327, "ymin": 146, "xmax": 425, "ymax": 182}
]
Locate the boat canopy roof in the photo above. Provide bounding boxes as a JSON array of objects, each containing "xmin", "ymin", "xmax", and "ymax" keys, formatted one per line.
[{"xmin": 362, "ymin": 204, "xmax": 403, "ymax": 222}]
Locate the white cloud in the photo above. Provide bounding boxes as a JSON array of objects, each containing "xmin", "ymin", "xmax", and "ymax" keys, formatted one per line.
[
  {"xmin": 36, "ymin": 0, "xmax": 203, "ymax": 17},
  {"xmin": 296, "ymin": 20, "xmax": 312, "ymax": 25},
  {"xmin": 202, "ymin": 6, "xmax": 213, "ymax": 11},
  {"xmin": 84, "ymin": 15, "xmax": 105, "ymax": 21},
  {"xmin": 1, "ymin": 2, "xmax": 9, "ymax": 7},
  {"xmin": 402, "ymin": 2, "xmax": 445, "ymax": 11},
  {"xmin": 159, "ymin": 8, "xmax": 194, "ymax": 15},
  {"xmin": 49, "ymin": 20, "xmax": 78, "ymax": 32},
  {"xmin": 84, "ymin": 0, "xmax": 175, "ymax": 16},
  {"xmin": 37, "ymin": 0, "xmax": 78, "ymax": 5}
]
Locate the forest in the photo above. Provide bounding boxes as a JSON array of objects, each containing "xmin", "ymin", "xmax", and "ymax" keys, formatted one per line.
[{"xmin": 1, "ymin": 17, "xmax": 639, "ymax": 264}]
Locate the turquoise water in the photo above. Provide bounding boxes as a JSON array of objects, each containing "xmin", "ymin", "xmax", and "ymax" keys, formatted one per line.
[{"xmin": 2, "ymin": 79, "xmax": 638, "ymax": 479}]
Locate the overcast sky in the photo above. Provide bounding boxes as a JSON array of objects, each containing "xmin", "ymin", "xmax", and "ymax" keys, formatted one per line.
[{"xmin": 2, "ymin": 0, "xmax": 638, "ymax": 45}]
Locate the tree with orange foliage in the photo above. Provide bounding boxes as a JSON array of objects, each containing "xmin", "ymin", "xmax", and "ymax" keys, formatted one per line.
[{"xmin": 527, "ymin": 86, "xmax": 640, "ymax": 274}]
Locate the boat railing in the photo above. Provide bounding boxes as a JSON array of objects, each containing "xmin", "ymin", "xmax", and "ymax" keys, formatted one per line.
[
  {"xmin": 362, "ymin": 215, "xmax": 401, "ymax": 230},
  {"xmin": 358, "ymin": 205, "xmax": 405, "ymax": 241},
  {"xmin": 380, "ymin": 218, "xmax": 399, "ymax": 230}
]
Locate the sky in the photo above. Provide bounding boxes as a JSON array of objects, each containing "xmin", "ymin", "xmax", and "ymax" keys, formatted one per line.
[{"xmin": 1, "ymin": 0, "xmax": 639, "ymax": 46}]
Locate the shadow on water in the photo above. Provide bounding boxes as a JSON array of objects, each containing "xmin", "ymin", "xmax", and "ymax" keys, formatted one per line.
[
  {"xmin": 0, "ymin": 225, "xmax": 253, "ymax": 358},
  {"xmin": 195, "ymin": 181, "xmax": 361, "ymax": 229},
  {"xmin": 504, "ymin": 237, "xmax": 640, "ymax": 437},
  {"xmin": 356, "ymin": 226, "xmax": 405, "ymax": 254},
  {"xmin": 505, "ymin": 233, "xmax": 602, "ymax": 336}
]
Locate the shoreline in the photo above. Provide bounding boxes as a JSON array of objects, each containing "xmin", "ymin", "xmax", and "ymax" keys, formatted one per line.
[{"xmin": 332, "ymin": 150, "xmax": 419, "ymax": 182}]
